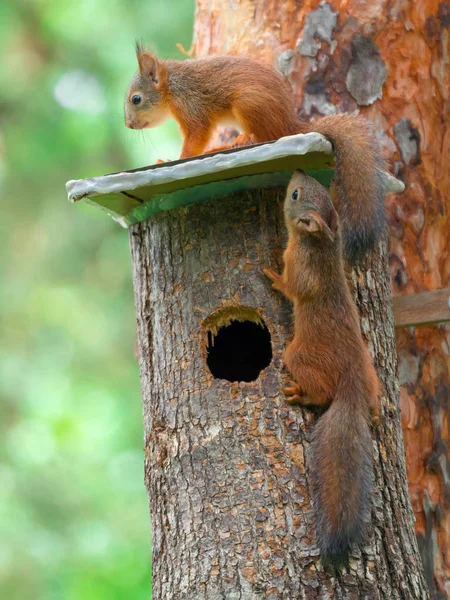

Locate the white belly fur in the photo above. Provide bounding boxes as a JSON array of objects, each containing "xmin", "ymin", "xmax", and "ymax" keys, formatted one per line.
[{"xmin": 216, "ymin": 112, "xmax": 243, "ymax": 132}]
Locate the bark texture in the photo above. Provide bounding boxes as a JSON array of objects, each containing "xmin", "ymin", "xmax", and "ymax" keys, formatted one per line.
[
  {"xmin": 130, "ymin": 186, "xmax": 428, "ymax": 598},
  {"xmin": 191, "ymin": 1, "xmax": 450, "ymax": 597}
]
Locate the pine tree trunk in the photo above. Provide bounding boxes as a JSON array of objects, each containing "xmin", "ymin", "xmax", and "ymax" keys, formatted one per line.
[{"xmin": 192, "ymin": 1, "xmax": 449, "ymax": 597}]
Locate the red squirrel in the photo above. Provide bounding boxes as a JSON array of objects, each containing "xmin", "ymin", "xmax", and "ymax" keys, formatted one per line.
[
  {"xmin": 264, "ymin": 171, "xmax": 380, "ymax": 563},
  {"xmin": 124, "ymin": 46, "xmax": 386, "ymax": 264}
]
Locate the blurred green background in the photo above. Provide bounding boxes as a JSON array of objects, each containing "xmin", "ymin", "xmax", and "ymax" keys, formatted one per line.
[{"xmin": 1, "ymin": 1, "xmax": 195, "ymax": 598}]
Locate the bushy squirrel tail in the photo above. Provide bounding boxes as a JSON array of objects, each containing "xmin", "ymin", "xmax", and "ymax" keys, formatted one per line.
[
  {"xmin": 302, "ymin": 113, "xmax": 386, "ymax": 264},
  {"xmin": 311, "ymin": 381, "xmax": 373, "ymax": 564}
]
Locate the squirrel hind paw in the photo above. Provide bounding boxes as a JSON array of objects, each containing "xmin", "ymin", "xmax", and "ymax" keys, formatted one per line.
[
  {"xmin": 285, "ymin": 394, "xmax": 304, "ymax": 405},
  {"xmin": 370, "ymin": 412, "xmax": 380, "ymax": 428},
  {"xmin": 284, "ymin": 382, "xmax": 304, "ymax": 404}
]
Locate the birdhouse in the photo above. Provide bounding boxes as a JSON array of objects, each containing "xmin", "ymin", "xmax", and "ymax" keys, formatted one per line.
[{"xmin": 67, "ymin": 134, "xmax": 407, "ymax": 597}]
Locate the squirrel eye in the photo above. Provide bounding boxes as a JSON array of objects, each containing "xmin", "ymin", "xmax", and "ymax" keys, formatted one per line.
[
  {"xmin": 131, "ymin": 94, "xmax": 141, "ymax": 105},
  {"xmin": 292, "ymin": 189, "xmax": 299, "ymax": 200}
]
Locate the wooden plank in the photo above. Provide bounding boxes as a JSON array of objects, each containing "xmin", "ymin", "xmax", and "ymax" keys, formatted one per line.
[{"xmin": 393, "ymin": 288, "xmax": 450, "ymax": 328}]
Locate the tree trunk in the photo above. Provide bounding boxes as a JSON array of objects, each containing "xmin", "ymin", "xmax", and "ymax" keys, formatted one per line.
[
  {"xmin": 192, "ymin": 1, "xmax": 449, "ymax": 597},
  {"xmin": 130, "ymin": 179, "xmax": 428, "ymax": 597}
]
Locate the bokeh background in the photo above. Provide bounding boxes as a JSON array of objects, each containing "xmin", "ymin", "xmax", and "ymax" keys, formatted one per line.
[{"xmin": 1, "ymin": 1, "xmax": 195, "ymax": 598}]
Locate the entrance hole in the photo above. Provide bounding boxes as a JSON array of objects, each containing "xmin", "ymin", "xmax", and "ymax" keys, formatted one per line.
[{"xmin": 203, "ymin": 307, "xmax": 272, "ymax": 383}]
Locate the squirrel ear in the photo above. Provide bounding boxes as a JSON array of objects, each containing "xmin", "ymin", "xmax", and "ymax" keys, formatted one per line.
[
  {"xmin": 297, "ymin": 211, "xmax": 323, "ymax": 234},
  {"xmin": 328, "ymin": 208, "xmax": 339, "ymax": 234},
  {"xmin": 137, "ymin": 50, "xmax": 159, "ymax": 83},
  {"xmin": 297, "ymin": 210, "xmax": 336, "ymax": 240}
]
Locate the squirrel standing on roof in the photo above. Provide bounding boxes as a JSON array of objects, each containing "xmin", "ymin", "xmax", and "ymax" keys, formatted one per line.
[
  {"xmin": 124, "ymin": 46, "xmax": 386, "ymax": 264},
  {"xmin": 264, "ymin": 171, "xmax": 380, "ymax": 563}
]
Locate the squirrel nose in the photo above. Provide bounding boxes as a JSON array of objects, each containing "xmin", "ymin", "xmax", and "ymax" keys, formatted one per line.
[{"xmin": 126, "ymin": 120, "xmax": 134, "ymax": 129}]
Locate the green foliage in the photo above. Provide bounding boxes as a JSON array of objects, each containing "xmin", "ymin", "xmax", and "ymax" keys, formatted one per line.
[{"xmin": 0, "ymin": 1, "xmax": 195, "ymax": 598}]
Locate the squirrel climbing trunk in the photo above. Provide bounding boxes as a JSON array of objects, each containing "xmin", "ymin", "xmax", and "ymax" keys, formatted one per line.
[{"xmin": 264, "ymin": 172, "xmax": 380, "ymax": 563}]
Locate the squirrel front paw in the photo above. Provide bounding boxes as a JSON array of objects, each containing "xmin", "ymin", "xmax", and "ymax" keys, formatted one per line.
[{"xmin": 263, "ymin": 268, "xmax": 284, "ymax": 290}]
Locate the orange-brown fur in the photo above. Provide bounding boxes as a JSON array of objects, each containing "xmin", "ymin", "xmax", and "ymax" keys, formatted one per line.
[
  {"xmin": 264, "ymin": 171, "xmax": 379, "ymax": 563},
  {"xmin": 125, "ymin": 47, "xmax": 386, "ymax": 263}
]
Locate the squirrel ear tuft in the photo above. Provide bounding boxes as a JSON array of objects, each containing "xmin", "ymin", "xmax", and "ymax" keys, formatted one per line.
[
  {"xmin": 135, "ymin": 40, "xmax": 145, "ymax": 58},
  {"xmin": 136, "ymin": 48, "xmax": 159, "ymax": 82}
]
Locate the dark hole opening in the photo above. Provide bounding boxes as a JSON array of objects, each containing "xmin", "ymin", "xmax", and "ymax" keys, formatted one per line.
[{"xmin": 206, "ymin": 319, "xmax": 272, "ymax": 383}]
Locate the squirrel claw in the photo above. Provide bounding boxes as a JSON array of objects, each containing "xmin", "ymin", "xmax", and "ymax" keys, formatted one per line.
[
  {"xmin": 285, "ymin": 394, "xmax": 304, "ymax": 405},
  {"xmin": 284, "ymin": 382, "xmax": 304, "ymax": 404},
  {"xmin": 371, "ymin": 413, "xmax": 380, "ymax": 428},
  {"xmin": 263, "ymin": 268, "xmax": 277, "ymax": 280},
  {"xmin": 263, "ymin": 268, "xmax": 283, "ymax": 289}
]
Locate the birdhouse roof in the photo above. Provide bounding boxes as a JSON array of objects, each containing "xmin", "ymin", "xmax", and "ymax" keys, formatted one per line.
[{"xmin": 66, "ymin": 133, "xmax": 403, "ymax": 227}]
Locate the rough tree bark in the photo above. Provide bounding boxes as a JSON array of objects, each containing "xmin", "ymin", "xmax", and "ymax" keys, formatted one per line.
[{"xmin": 191, "ymin": 1, "xmax": 449, "ymax": 597}]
